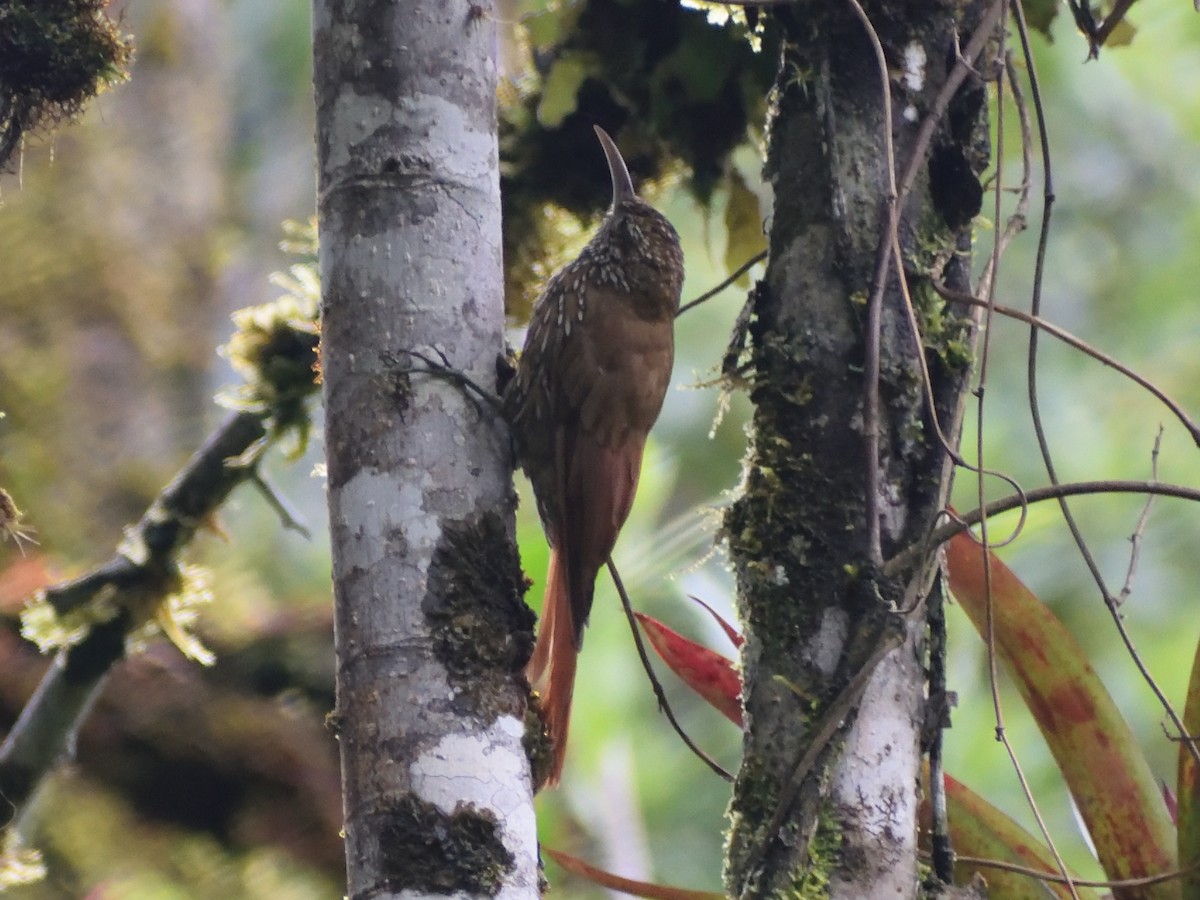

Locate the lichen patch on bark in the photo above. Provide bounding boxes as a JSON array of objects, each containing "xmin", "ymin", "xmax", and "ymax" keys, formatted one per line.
[
  {"xmin": 424, "ymin": 511, "xmax": 534, "ymax": 720},
  {"xmin": 375, "ymin": 794, "xmax": 515, "ymax": 896}
]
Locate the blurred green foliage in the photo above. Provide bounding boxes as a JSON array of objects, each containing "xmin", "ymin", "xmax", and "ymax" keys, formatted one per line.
[{"xmin": 500, "ymin": 0, "xmax": 775, "ymax": 319}]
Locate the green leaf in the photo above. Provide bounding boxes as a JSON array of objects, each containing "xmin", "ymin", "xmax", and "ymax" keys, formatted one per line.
[
  {"xmin": 536, "ymin": 53, "xmax": 597, "ymax": 128},
  {"xmin": 1020, "ymin": 0, "xmax": 1059, "ymax": 38},
  {"xmin": 522, "ymin": 5, "xmax": 583, "ymax": 52},
  {"xmin": 1104, "ymin": 17, "xmax": 1137, "ymax": 48}
]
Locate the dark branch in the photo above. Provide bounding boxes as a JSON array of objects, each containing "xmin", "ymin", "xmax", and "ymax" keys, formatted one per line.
[{"xmin": 0, "ymin": 406, "xmax": 312, "ymax": 820}]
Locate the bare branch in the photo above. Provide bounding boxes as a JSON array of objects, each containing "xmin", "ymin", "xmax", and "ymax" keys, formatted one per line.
[
  {"xmin": 677, "ymin": 251, "xmax": 767, "ymax": 317},
  {"xmin": 934, "ymin": 285, "xmax": 1200, "ymax": 446},
  {"xmin": 0, "ymin": 411, "xmax": 278, "ymax": 820},
  {"xmin": 1117, "ymin": 428, "xmax": 1163, "ymax": 606},
  {"xmin": 883, "ymin": 479, "xmax": 1200, "ymax": 577},
  {"xmin": 606, "ymin": 559, "xmax": 733, "ymax": 783}
]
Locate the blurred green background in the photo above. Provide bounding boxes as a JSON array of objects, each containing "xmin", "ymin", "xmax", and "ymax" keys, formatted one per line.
[{"xmin": 1, "ymin": 0, "xmax": 1199, "ymax": 896}]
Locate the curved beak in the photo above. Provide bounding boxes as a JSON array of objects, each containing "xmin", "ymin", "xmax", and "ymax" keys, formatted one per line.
[{"xmin": 593, "ymin": 125, "xmax": 636, "ymax": 208}]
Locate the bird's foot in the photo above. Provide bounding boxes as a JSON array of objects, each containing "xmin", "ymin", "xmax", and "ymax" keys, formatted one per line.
[{"xmin": 391, "ymin": 347, "xmax": 503, "ymax": 416}]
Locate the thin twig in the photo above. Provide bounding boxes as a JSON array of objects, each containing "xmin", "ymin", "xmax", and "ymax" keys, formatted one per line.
[
  {"xmin": 934, "ymin": 285, "xmax": 1200, "ymax": 445},
  {"xmin": 1012, "ymin": 0, "xmax": 1200, "ymax": 774},
  {"xmin": 1063, "ymin": 0, "xmax": 1100, "ymax": 54},
  {"xmin": 250, "ymin": 471, "xmax": 313, "ymax": 539},
  {"xmin": 677, "ymin": 251, "xmax": 767, "ymax": 317},
  {"xmin": 1117, "ymin": 427, "xmax": 1163, "ymax": 606},
  {"xmin": 849, "ymin": 0, "xmax": 1006, "ymax": 563},
  {"xmin": 606, "ymin": 559, "xmax": 733, "ymax": 783},
  {"xmin": 973, "ymin": 51, "xmax": 1033, "ymax": 301},
  {"xmin": 946, "ymin": 852, "xmax": 1200, "ymax": 889},
  {"xmin": 882, "ymin": 479, "xmax": 1200, "ymax": 577},
  {"xmin": 974, "ymin": 16, "xmax": 1078, "ymax": 895},
  {"xmin": 840, "ymin": 0, "xmax": 897, "ymax": 567}
]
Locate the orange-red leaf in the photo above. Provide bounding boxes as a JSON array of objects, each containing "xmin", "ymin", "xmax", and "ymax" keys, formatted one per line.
[
  {"xmin": 543, "ymin": 847, "xmax": 723, "ymax": 900},
  {"xmin": 946, "ymin": 530, "xmax": 1177, "ymax": 895},
  {"xmin": 636, "ymin": 612, "xmax": 742, "ymax": 726},
  {"xmin": 687, "ymin": 595, "xmax": 743, "ymax": 648}
]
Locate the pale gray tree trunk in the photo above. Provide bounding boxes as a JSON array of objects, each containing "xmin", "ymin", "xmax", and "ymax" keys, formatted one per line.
[
  {"xmin": 725, "ymin": 2, "xmax": 992, "ymax": 897},
  {"xmin": 315, "ymin": 2, "xmax": 538, "ymax": 897}
]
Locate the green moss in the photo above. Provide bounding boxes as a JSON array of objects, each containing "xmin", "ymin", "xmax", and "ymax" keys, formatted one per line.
[
  {"xmin": 522, "ymin": 702, "xmax": 554, "ymax": 790},
  {"xmin": 792, "ymin": 809, "xmax": 841, "ymax": 897},
  {"xmin": 0, "ymin": 0, "xmax": 133, "ymax": 153},
  {"xmin": 0, "ymin": 830, "xmax": 44, "ymax": 890},
  {"xmin": 217, "ymin": 220, "xmax": 321, "ymax": 463},
  {"xmin": 22, "ymin": 584, "xmax": 120, "ymax": 651}
]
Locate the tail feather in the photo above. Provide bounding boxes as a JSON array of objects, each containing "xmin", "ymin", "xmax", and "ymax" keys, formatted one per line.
[
  {"xmin": 527, "ymin": 548, "xmax": 577, "ymax": 785},
  {"xmin": 526, "ymin": 550, "xmax": 559, "ymax": 686}
]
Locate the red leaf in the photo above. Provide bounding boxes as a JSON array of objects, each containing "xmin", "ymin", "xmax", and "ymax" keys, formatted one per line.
[
  {"xmin": 543, "ymin": 847, "xmax": 723, "ymax": 900},
  {"xmin": 687, "ymin": 595, "xmax": 743, "ymax": 648},
  {"xmin": 636, "ymin": 612, "xmax": 742, "ymax": 726}
]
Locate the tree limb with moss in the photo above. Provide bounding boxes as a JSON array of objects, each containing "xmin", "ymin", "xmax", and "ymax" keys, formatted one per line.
[{"xmin": 0, "ymin": 223, "xmax": 320, "ymax": 842}]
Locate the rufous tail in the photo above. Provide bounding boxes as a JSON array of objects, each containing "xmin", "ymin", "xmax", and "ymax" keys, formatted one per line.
[{"xmin": 526, "ymin": 548, "xmax": 577, "ymax": 786}]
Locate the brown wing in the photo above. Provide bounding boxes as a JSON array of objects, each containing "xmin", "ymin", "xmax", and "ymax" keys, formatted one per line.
[
  {"xmin": 553, "ymin": 282, "xmax": 675, "ymax": 643},
  {"xmin": 506, "ymin": 264, "xmax": 675, "ymax": 644}
]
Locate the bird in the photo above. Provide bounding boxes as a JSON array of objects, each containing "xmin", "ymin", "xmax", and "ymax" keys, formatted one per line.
[{"xmin": 503, "ymin": 125, "xmax": 685, "ymax": 785}]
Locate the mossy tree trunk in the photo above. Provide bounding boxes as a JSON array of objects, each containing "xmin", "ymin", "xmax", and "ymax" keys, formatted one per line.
[
  {"xmin": 724, "ymin": 3, "xmax": 991, "ymax": 896},
  {"xmin": 315, "ymin": 1, "xmax": 538, "ymax": 897}
]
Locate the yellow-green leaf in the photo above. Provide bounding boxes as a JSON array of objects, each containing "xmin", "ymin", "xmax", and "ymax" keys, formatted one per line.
[
  {"xmin": 536, "ymin": 54, "xmax": 597, "ymax": 129},
  {"xmin": 1104, "ymin": 17, "xmax": 1137, "ymax": 47},
  {"xmin": 1178, "ymin": 636, "xmax": 1200, "ymax": 899},
  {"xmin": 937, "ymin": 772, "xmax": 1099, "ymax": 899},
  {"xmin": 946, "ymin": 532, "xmax": 1178, "ymax": 895},
  {"xmin": 723, "ymin": 170, "xmax": 765, "ymax": 288}
]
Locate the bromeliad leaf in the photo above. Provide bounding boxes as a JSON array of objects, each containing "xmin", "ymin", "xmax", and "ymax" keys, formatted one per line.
[
  {"xmin": 636, "ymin": 612, "xmax": 741, "ymax": 726},
  {"xmin": 945, "ymin": 530, "xmax": 1177, "ymax": 892}
]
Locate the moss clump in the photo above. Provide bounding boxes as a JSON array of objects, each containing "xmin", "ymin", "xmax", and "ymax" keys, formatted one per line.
[
  {"xmin": 0, "ymin": 0, "xmax": 133, "ymax": 164},
  {"xmin": 218, "ymin": 220, "xmax": 321, "ymax": 462}
]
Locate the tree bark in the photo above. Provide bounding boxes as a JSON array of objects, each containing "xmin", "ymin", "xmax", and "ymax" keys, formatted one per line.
[
  {"xmin": 724, "ymin": 3, "xmax": 991, "ymax": 897},
  {"xmin": 315, "ymin": 2, "xmax": 537, "ymax": 897}
]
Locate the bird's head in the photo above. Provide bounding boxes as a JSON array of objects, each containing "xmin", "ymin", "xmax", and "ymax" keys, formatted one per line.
[{"xmin": 591, "ymin": 125, "xmax": 684, "ymax": 302}]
